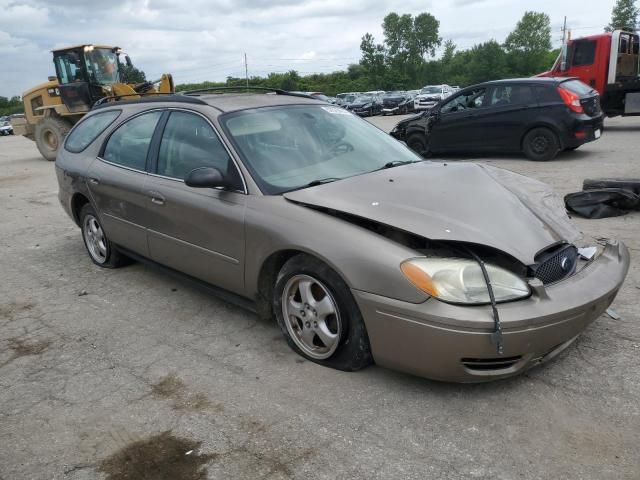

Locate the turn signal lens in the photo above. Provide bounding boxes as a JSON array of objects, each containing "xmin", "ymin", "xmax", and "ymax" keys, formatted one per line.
[
  {"xmin": 400, "ymin": 261, "xmax": 439, "ymax": 296},
  {"xmin": 557, "ymin": 87, "xmax": 584, "ymax": 114}
]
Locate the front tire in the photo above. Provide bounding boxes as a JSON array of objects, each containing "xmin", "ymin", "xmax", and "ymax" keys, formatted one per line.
[
  {"xmin": 273, "ymin": 254, "xmax": 372, "ymax": 371},
  {"xmin": 34, "ymin": 116, "xmax": 72, "ymax": 161},
  {"xmin": 522, "ymin": 127, "xmax": 559, "ymax": 161},
  {"xmin": 79, "ymin": 204, "xmax": 130, "ymax": 268},
  {"xmin": 407, "ymin": 133, "xmax": 429, "ymax": 157}
]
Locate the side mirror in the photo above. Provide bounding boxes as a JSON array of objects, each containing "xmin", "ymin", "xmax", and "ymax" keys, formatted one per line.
[{"xmin": 185, "ymin": 167, "xmax": 227, "ymax": 189}]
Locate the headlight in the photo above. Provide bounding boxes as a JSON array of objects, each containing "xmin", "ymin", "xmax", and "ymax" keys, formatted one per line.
[{"xmin": 400, "ymin": 257, "xmax": 530, "ymax": 304}]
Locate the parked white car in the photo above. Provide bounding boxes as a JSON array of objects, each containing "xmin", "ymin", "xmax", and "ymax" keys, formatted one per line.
[{"xmin": 414, "ymin": 85, "xmax": 455, "ymax": 111}]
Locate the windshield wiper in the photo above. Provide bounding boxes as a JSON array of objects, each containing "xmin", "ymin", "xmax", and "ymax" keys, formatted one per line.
[
  {"xmin": 304, "ymin": 177, "xmax": 342, "ymax": 187},
  {"xmin": 379, "ymin": 160, "xmax": 415, "ymax": 170}
]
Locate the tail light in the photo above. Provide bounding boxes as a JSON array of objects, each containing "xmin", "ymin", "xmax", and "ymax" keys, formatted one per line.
[{"xmin": 557, "ymin": 86, "xmax": 584, "ymax": 114}]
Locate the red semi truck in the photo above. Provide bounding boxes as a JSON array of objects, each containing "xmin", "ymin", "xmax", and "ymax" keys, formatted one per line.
[{"xmin": 540, "ymin": 30, "xmax": 640, "ymax": 117}]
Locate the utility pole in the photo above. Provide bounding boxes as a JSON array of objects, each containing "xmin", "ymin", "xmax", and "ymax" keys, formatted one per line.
[
  {"xmin": 561, "ymin": 16, "xmax": 567, "ymax": 44},
  {"xmin": 244, "ymin": 53, "xmax": 249, "ymax": 89}
]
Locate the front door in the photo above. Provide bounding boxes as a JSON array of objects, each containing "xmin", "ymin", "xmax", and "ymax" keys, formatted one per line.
[
  {"xmin": 87, "ymin": 110, "xmax": 163, "ymax": 256},
  {"xmin": 144, "ymin": 110, "xmax": 247, "ymax": 294},
  {"xmin": 429, "ymin": 87, "xmax": 487, "ymax": 152}
]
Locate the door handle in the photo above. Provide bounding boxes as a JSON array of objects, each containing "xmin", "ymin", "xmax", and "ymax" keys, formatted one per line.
[
  {"xmin": 88, "ymin": 178, "xmax": 100, "ymax": 185},
  {"xmin": 149, "ymin": 191, "xmax": 165, "ymax": 206}
]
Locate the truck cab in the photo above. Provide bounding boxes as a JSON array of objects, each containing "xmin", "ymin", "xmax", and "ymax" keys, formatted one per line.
[{"xmin": 541, "ymin": 30, "xmax": 640, "ymax": 116}]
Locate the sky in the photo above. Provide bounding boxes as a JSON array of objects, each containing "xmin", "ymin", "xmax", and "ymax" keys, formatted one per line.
[{"xmin": 0, "ymin": 0, "xmax": 616, "ymax": 97}]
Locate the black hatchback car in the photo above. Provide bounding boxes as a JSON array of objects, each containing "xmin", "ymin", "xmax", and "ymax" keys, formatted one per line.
[{"xmin": 390, "ymin": 78, "xmax": 604, "ymax": 161}]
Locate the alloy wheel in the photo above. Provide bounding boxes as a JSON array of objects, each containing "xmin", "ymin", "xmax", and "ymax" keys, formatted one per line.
[
  {"xmin": 83, "ymin": 215, "xmax": 108, "ymax": 263},
  {"xmin": 281, "ymin": 274, "xmax": 342, "ymax": 360}
]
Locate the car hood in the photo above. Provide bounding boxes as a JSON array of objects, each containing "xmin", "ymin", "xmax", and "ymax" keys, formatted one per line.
[
  {"xmin": 283, "ymin": 162, "xmax": 581, "ymax": 265},
  {"xmin": 350, "ymin": 102, "xmax": 371, "ymax": 108},
  {"xmin": 417, "ymin": 93, "xmax": 442, "ymax": 99}
]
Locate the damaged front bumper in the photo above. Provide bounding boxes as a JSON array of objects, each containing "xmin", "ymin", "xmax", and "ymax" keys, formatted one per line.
[{"xmin": 352, "ymin": 240, "xmax": 630, "ymax": 382}]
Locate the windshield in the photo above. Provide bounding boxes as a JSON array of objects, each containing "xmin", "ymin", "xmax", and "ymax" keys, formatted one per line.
[
  {"xmin": 221, "ymin": 105, "xmax": 421, "ymax": 194},
  {"xmin": 421, "ymin": 86, "xmax": 442, "ymax": 94},
  {"xmin": 344, "ymin": 95, "xmax": 356, "ymax": 103},
  {"xmin": 354, "ymin": 95, "xmax": 373, "ymax": 102},
  {"xmin": 84, "ymin": 48, "xmax": 120, "ymax": 85}
]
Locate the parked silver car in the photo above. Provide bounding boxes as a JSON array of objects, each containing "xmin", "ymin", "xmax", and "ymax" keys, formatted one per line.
[{"xmin": 55, "ymin": 90, "xmax": 629, "ymax": 382}]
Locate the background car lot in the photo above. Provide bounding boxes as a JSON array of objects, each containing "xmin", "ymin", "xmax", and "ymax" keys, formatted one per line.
[{"xmin": 1, "ymin": 118, "xmax": 639, "ymax": 479}]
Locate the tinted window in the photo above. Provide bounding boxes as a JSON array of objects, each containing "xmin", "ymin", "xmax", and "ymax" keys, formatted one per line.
[
  {"xmin": 440, "ymin": 88, "xmax": 486, "ymax": 114},
  {"xmin": 571, "ymin": 40, "xmax": 596, "ymax": 66},
  {"xmin": 488, "ymin": 85, "xmax": 534, "ymax": 106},
  {"xmin": 102, "ymin": 111, "xmax": 162, "ymax": 170},
  {"xmin": 157, "ymin": 111, "xmax": 242, "ymax": 189},
  {"xmin": 65, "ymin": 110, "xmax": 120, "ymax": 153},
  {"xmin": 561, "ymin": 80, "xmax": 595, "ymax": 96},
  {"xmin": 535, "ymin": 86, "xmax": 561, "ymax": 103}
]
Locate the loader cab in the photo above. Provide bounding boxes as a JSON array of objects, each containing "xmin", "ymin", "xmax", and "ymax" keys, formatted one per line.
[{"xmin": 53, "ymin": 45, "xmax": 126, "ymax": 113}]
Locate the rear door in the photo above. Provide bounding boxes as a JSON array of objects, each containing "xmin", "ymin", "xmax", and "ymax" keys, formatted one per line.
[
  {"xmin": 429, "ymin": 87, "xmax": 487, "ymax": 152},
  {"xmin": 477, "ymin": 84, "xmax": 537, "ymax": 151},
  {"xmin": 87, "ymin": 110, "xmax": 163, "ymax": 256},
  {"xmin": 144, "ymin": 109, "xmax": 247, "ymax": 294}
]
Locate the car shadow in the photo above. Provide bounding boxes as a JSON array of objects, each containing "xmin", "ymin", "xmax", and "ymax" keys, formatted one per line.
[{"xmin": 602, "ymin": 125, "xmax": 640, "ymax": 133}]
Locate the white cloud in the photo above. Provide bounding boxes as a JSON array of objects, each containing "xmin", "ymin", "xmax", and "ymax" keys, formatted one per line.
[{"xmin": 0, "ymin": 0, "xmax": 615, "ymax": 97}]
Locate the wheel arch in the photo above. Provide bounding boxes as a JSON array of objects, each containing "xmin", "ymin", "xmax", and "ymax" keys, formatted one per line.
[
  {"xmin": 520, "ymin": 122, "xmax": 564, "ymax": 151},
  {"xmin": 70, "ymin": 192, "xmax": 91, "ymax": 227}
]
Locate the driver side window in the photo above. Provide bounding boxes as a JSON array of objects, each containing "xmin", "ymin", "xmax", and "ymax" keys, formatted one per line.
[
  {"xmin": 157, "ymin": 111, "xmax": 243, "ymax": 190},
  {"xmin": 440, "ymin": 88, "xmax": 486, "ymax": 114}
]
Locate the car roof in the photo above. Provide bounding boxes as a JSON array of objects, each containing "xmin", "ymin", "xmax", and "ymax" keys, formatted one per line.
[
  {"xmin": 476, "ymin": 77, "xmax": 575, "ymax": 87},
  {"xmin": 195, "ymin": 93, "xmax": 325, "ymax": 112},
  {"xmin": 92, "ymin": 92, "xmax": 326, "ymax": 114}
]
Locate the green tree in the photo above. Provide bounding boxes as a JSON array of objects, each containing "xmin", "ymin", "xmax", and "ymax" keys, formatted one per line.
[
  {"xmin": 504, "ymin": 11, "xmax": 552, "ymax": 76},
  {"xmin": 605, "ymin": 0, "xmax": 639, "ymax": 31},
  {"xmin": 381, "ymin": 12, "xmax": 441, "ymax": 84},
  {"xmin": 359, "ymin": 33, "xmax": 386, "ymax": 86},
  {"xmin": 120, "ymin": 64, "xmax": 147, "ymax": 84}
]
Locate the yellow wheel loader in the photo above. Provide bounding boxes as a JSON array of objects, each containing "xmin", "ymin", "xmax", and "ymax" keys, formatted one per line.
[{"xmin": 13, "ymin": 44, "xmax": 174, "ymax": 160}]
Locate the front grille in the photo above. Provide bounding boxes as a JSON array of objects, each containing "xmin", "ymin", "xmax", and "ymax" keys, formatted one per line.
[
  {"xmin": 461, "ymin": 356, "xmax": 522, "ymax": 371},
  {"xmin": 581, "ymin": 96, "xmax": 601, "ymax": 117},
  {"xmin": 532, "ymin": 244, "xmax": 578, "ymax": 284}
]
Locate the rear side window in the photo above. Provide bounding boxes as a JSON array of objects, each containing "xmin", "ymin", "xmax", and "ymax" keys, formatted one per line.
[
  {"xmin": 102, "ymin": 111, "xmax": 162, "ymax": 170},
  {"xmin": 571, "ymin": 40, "xmax": 596, "ymax": 67},
  {"xmin": 65, "ymin": 110, "xmax": 120, "ymax": 153},
  {"xmin": 535, "ymin": 86, "xmax": 561, "ymax": 103},
  {"xmin": 488, "ymin": 85, "xmax": 535, "ymax": 106}
]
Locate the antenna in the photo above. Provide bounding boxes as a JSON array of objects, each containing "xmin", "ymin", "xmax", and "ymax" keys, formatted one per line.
[{"xmin": 244, "ymin": 53, "xmax": 249, "ymax": 90}]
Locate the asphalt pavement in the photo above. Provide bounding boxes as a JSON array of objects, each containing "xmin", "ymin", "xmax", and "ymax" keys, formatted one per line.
[{"xmin": 1, "ymin": 116, "xmax": 639, "ymax": 479}]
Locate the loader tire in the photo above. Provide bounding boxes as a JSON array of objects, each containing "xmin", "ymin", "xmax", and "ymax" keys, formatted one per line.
[{"xmin": 35, "ymin": 117, "xmax": 72, "ymax": 161}]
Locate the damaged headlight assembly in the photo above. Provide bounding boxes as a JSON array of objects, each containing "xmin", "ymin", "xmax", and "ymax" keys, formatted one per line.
[{"xmin": 400, "ymin": 257, "xmax": 531, "ymax": 304}]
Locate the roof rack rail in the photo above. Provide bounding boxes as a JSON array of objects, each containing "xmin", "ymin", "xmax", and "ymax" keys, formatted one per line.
[
  {"xmin": 92, "ymin": 92, "xmax": 206, "ymax": 110},
  {"xmin": 180, "ymin": 86, "xmax": 313, "ymax": 99}
]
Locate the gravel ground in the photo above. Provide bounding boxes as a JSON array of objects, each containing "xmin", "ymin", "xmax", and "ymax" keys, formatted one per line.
[{"xmin": 0, "ymin": 116, "xmax": 639, "ymax": 480}]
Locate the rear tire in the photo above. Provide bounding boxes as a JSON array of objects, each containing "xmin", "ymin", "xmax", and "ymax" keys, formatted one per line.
[
  {"xmin": 79, "ymin": 204, "xmax": 131, "ymax": 268},
  {"xmin": 273, "ymin": 254, "xmax": 373, "ymax": 371},
  {"xmin": 407, "ymin": 133, "xmax": 429, "ymax": 157},
  {"xmin": 522, "ymin": 127, "xmax": 559, "ymax": 161},
  {"xmin": 34, "ymin": 116, "xmax": 72, "ymax": 161}
]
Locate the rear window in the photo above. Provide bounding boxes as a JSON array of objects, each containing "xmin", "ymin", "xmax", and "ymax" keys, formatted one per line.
[
  {"xmin": 571, "ymin": 40, "xmax": 596, "ymax": 67},
  {"xmin": 65, "ymin": 110, "xmax": 121, "ymax": 153},
  {"xmin": 561, "ymin": 80, "xmax": 595, "ymax": 96}
]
